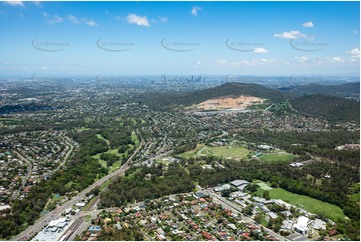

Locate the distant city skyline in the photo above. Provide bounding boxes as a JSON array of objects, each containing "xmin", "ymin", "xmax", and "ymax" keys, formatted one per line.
[{"xmin": 0, "ymin": 1, "xmax": 360, "ymax": 76}]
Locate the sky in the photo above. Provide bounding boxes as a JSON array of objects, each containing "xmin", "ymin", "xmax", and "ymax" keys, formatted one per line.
[{"xmin": 0, "ymin": 1, "xmax": 360, "ymax": 76}]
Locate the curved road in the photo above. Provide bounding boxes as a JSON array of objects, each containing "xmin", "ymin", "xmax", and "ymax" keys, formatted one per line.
[{"xmin": 11, "ymin": 151, "xmax": 32, "ymax": 201}]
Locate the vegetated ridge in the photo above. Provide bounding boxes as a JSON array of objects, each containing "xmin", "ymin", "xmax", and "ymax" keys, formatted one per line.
[
  {"xmin": 279, "ymin": 82, "xmax": 360, "ymax": 98},
  {"xmin": 143, "ymin": 82, "xmax": 290, "ymax": 110},
  {"xmin": 291, "ymin": 94, "xmax": 360, "ymax": 122}
]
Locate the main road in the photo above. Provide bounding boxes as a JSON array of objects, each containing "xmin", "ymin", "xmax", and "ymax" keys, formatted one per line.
[{"xmin": 13, "ymin": 130, "xmax": 144, "ymax": 241}]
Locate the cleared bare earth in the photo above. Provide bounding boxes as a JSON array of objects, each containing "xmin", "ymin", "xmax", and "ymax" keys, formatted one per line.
[{"xmin": 188, "ymin": 95, "xmax": 263, "ymax": 111}]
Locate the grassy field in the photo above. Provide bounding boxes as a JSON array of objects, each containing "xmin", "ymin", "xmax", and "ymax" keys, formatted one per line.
[
  {"xmin": 207, "ymin": 146, "xmax": 249, "ymax": 159},
  {"xmin": 178, "ymin": 145, "xmax": 205, "ymax": 159},
  {"xmin": 64, "ymin": 181, "xmax": 75, "ymax": 189},
  {"xmin": 131, "ymin": 131, "xmax": 140, "ymax": 147},
  {"xmin": 92, "ymin": 148, "xmax": 122, "ymax": 172},
  {"xmin": 255, "ymin": 180, "xmax": 273, "ymax": 191},
  {"xmin": 256, "ymin": 186, "xmax": 345, "ymax": 221},
  {"xmin": 259, "ymin": 152, "xmax": 294, "ymax": 162},
  {"xmin": 349, "ymin": 183, "xmax": 360, "ymax": 203},
  {"xmin": 349, "ymin": 193, "xmax": 360, "ymax": 202},
  {"xmin": 179, "ymin": 144, "xmax": 250, "ymax": 160},
  {"xmin": 96, "ymin": 134, "xmax": 110, "ymax": 146},
  {"xmin": 93, "ymin": 132, "xmax": 138, "ymax": 173},
  {"xmin": 92, "ymin": 153, "xmax": 107, "ymax": 168},
  {"xmin": 75, "ymin": 127, "xmax": 90, "ymax": 132},
  {"xmin": 259, "ymin": 214, "xmax": 269, "ymax": 227}
]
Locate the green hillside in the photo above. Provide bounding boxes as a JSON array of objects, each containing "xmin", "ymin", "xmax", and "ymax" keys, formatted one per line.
[
  {"xmin": 291, "ymin": 94, "xmax": 360, "ymax": 122},
  {"xmin": 280, "ymin": 82, "xmax": 360, "ymax": 98},
  {"xmin": 143, "ymin": 82, "xmax": 290, "ymax": 110}
]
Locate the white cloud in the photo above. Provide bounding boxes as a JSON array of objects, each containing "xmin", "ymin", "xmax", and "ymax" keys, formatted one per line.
[
  {"xmin": 253, "ymin": 47, "xmax": 268, "ymax": 53},
  {"xmin": 152, "ymin": 16, "xmax": 168, "ymax": 23},
  {"xmin": 215, "ymin": 59, "xmax": 228, "ymax": 66},
  {"xmin": 347, "ymin": 48, "xmax": 360, "ymax": 56},
  {"xmin": 158, "ymin": 16, "xmax": 168, "ymax": 23},
  {"xmin": 44, "ymin": 13, "xmax": 63, "ymax": 24},
  {"xmin": 259, "ymin": 58, "xmax": 269, "ymax": 63},
  {"xmin": 332, "ymin": 57, "xmax": 344, "ymax": 63},
  {"xmin": 191, "ymin": 6, "xmax": 202, "ymax": 16},
  {"xmin": 4, "ymin": 1, "xmax": 25, "ymax": 7},
  {"xmin": 274, "ymin": 30, "xmax": 307, "ymax": 39},
  {"xmin": 346, "ymin": 48, "xmax": 360, "ymax": 61},
  {"xmin": 232, "ymin": 60, "xmax": 258, "ymax": 66},
  {"xmin": 45, "ymin": 13, "xmax": 97, "ymax": 26},
  {"xmin": 302, "ymin": 21, "xmax": 314, "ymax": 28},
  {"xmin": 126, "ymin": 13, "xmax": 150, "ymax": 27},
  {"xmin": 295, "ymin": 56, "xmax": 310, "ymax": 63},
  {"xmin": 50, "ymin": 15, "xmax": 63, "ymax": 24},
  {"xmin": 215, "ymin": 58, "xmax": 276, "ymax": 67},
  {"xmin": 194, "ymin": 60, "xmax": 202, "ymax": 68},
  {"xmin": 86, "ymin": 19, "xmax": 97, "ymax": 26},
  {"xmin": 68, "ymin": 15, "xmax": 80, "ymax": 24}
]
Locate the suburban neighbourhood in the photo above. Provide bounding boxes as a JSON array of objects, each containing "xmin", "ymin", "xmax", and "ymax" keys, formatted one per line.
[
  {"xmin": 0, "ymin": 130, "xmax": 77, "ymax": 206},
  {"xmin": 74, "ymin": 184, "xmax": 339, "ymax": 241}
]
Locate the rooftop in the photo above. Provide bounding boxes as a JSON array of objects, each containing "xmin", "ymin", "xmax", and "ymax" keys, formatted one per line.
[{"xmin": 230, "ymin": 180, "xmax": 249, "ymax": 187}]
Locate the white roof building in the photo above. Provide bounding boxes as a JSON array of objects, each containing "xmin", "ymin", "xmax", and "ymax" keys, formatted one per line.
[
  {"xmin": 214, "ymin": 184, "xmax": 231, "ymax": 192},
  {"xmin": 227, "ymin": 223, "xmax": 237, "ymax": 230},
  {"xmin": 230, "ymin": 180, "xmax": 249, "ymax": 187},
  {"xmin": 312, "ymin": 219, "xmax": 326, "ymax": 230},
  {"xmin": 281, "ymin": 220, "xmax": 294, "ymax": 230},
  {"xmin": 223, "ymin": 184, "xmax": 231, "ymax": 189},
  {"xmin": 64, "ymin": 208, "xmax": 72, "ymax": 214},
  {"xmin": 294, "ymin": 216, "xmax": 310, "ymax": 235},
  {"xmin": 0, "ymin": 205, "xmax": 11, "ymax": 211},
  {"xmin": 268, "ymin": 212, "xmax": 278, "ymax": 219},
  {"xmin": 290, "ymin": 162, "xmax": 303, "ymax": 167},
  {"xmin": 75, "ymin": 202, "xmax": 86, "ymax": 207},
  {"xmin": 230, "ymin": 191, "xmax": 247, "ymax": 198},
  {"xmin": 48, "ymin": 218, "xmax": 67, "ymax": 227}
]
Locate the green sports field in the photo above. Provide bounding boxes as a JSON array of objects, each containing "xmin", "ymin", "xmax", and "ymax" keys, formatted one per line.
[
  {"xmin": 179, "ymin": 144, "xmax": 250, "ymax": 160},
  {"xmin": 256, "ymin": 186, "xmax": 345, "ymax": 221},
  {"xmin": 259, "ymin": 152, "xmax": 294, "ymax": 162}
]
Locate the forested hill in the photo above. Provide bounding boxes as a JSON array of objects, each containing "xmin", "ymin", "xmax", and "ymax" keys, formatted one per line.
[
  {"xmin": 142, "ymin": 82, "xmax": 290, "ymax": 110},
  {"xmin": 291, "ymin": 94, "xmax": 360, "ymax": 122},
  {"xmin": 279, "ymin": 82, "xmax": 360, "ymax": 98}
]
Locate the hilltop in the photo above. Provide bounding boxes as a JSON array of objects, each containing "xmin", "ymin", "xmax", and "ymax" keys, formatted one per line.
[
  {"xmin": 142, "ymin": 82, "xmax": 290, "ymax": 110},
  {"xmin": 279, "ymin": 82, "xmax": 360, "ymax": 99},
  {"xmin": 291, "ymin": 94, "xmax": 360, "ymax": 122},
  {"xmin": 142, "ymin": 82, "xmax": 360, "ymax": 123}
]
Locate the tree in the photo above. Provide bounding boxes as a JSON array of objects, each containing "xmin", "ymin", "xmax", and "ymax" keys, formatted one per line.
[
  {"xmin": 273, "ymin": 223, "xmax": 281, "ymax": 232},
  {"xmin": 262, "ymin": 190, "xmax": 271, "ymax": 200},
  {"xmin": 90, "ymin": 186, "xmax": 100, "ymax": 196},
  {"xmin": 221, "ymin": 189, "xmax": 231, "ymax": 197},
  {"xmin": 243, "ymin": 205, "xmax": 253, "ymax": 216},
  {"xmin": 247, "ymin": 183, "xmax": 259, "ymax": 193},
  {"xmin": 254, "ymin": 213, "xmax": 263, "ymax": 224}
]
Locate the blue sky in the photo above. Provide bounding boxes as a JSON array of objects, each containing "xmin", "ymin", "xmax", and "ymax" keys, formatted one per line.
[{"xmin": 0, "ymin": 1, "xmax": 359, "ymax": 76}]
